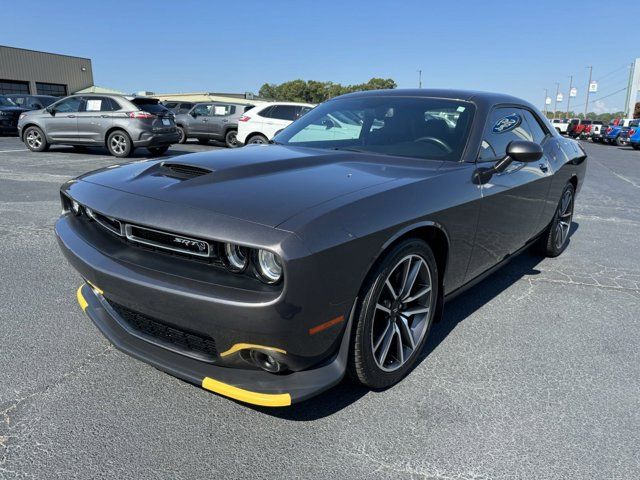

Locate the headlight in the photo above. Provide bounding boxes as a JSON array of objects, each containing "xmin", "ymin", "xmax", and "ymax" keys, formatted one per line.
[
  {"xmin": 71, "ymin": 199, "xmax": 82, "ymax": 215},
  {"xmin": 223, "ymin": 243, "xmax": 248, "ymax": 273},
  {"xmin": 256, "ymin": 249, "xmax": 282, "ymax": 284}
]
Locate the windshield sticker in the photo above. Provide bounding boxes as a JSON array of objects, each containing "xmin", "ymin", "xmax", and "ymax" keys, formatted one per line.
[{"xmin": 493, "ymin": 114, "xmax": 522, "ymax": 134}]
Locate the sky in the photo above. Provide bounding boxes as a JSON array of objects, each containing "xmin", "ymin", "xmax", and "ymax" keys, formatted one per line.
[{"xmin": 2, "ymin": 0, "xmax": 636, "ymax": 113}]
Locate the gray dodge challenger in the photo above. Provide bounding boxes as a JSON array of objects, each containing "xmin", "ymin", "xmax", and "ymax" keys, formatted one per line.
[{"xmin": 55, "ymin": 89, "xmax": 587, "ymax": 406}]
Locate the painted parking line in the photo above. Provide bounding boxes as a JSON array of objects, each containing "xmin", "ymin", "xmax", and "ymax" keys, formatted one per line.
[{"xmin": 0, "ymin": 149, "xmax": 28, "ymax": 153}]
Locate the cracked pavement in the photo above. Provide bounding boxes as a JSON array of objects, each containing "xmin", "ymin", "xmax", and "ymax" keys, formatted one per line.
[{"xmin": 0, "ymin": 137, "xmax": 639, "ymax": 479}]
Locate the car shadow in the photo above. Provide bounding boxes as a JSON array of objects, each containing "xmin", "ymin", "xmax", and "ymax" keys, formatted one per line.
[{"xmin": 251, "ymin": 222, "xmax": 580, "ymax": 421}]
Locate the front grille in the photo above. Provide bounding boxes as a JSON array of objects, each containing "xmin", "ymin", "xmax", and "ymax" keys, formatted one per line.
[
  {"xmin": 106, "ymin": 299, "xmax": 218, "ymax": 361},
  {"xmin": 125, "ymin": 224, "xmax": 211, "ymax": 257}
]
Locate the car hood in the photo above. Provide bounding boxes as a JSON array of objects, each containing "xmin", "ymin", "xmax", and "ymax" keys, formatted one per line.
[{"xmin": 78, "ymin": 145, "xmax": 445, "ymax": 228}]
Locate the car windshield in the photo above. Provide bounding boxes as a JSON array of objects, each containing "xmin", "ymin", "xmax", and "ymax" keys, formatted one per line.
[
  {"xmin": 274, "ymin": 96, "xmax": 475, "ymax": 161},
  {"xmin": 0, "ymin": 96, "xmax": 17, "ymax": 107}
]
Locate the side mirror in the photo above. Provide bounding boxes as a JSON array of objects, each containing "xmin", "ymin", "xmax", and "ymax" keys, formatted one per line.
[
  {"xmin": 322, "ymin": 118, "xmax": 337, "ymax": 129},
  {"xmin": 494, "ymin": 140, "xmax": 543, "ymax": 173},
  {"xmin": 190, "ymin": 111, "xmax": 198, "ymax": 118},
  {"xmin": 46, "ymin": 107, "xmax": 56, "ymax": 116}
]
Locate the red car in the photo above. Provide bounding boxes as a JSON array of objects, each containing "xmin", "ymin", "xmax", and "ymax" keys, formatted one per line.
[{"xmin": 567, "ymin": 119, "xmax": 592, "ymax": 138}]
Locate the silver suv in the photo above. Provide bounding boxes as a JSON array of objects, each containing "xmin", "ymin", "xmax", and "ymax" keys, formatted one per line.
[
  {"xmin": 174, "ymin": 102, "xmax": 253, "ymax": 148},
  {"xmin": 17, "ymin": 94, "xmax": 180, "ymax": 158}
]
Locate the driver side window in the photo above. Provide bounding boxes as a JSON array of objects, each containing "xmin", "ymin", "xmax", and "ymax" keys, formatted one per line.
[
  {"xmin": 479, "ymin": 107, "xmax": 533, "ymax": 162},
  {"xmin": 192, "ymin": 104, "xmax": 212, "ymax": 116},
  {"xmin": 53, "ymin": 97, "xmax": 83, "ymax": 113}
]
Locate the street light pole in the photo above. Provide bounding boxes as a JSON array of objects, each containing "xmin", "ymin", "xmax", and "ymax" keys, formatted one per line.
[
  {"xmin": 417, "ymin": 70, "xmax": 422, "ymax": 89},
  {"xmin": 584, "ymin": 66, "xmax": 593, "ymax": 118},
  {"xmin": 553, "ymin": 83, "xmax": 560, "ymax": 119},
  {"xmin": 543, "ymin": 88, "xmax": 548, "ymax": 116},
  {"xmin": 566, "ymin": 75, "xmax": 573, "ymax": 119}
]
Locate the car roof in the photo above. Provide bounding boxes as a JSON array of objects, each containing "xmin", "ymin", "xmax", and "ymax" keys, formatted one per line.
[
  {"xmin": 263, "ymin": 101, "xmax": 315, "ymax": 107},
  {"xmin": 333, "ymin": 88, "xmax": 531, "ymax": 109}
]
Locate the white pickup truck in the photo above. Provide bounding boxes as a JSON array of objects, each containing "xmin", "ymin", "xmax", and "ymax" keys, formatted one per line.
[{"xmin": 549, "ymin": 118, "xmax": 572, "ymax": 134}]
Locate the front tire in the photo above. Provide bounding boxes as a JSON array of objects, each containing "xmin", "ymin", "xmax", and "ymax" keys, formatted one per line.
[
  {"xmin": 540, "ymin": 183, "xmax": 575, "ymax": 257},
  {"xmin": 176, "ymin": 126, "xmax": 187, "ymax": 144},
  {"xmin": 107, "ymin": 130, "xmax": 133, "ymax": 158},
  {"xmin": 348, "ymin": 239, "xmax": 438, "ymax": 389},
  {"xmin": 23, "ymin": 126, "xmax": 49, "ymax": 152}
]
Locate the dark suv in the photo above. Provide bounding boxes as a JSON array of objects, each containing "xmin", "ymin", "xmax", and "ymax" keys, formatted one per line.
[
  {"xmin": 174, "ymin": 102, "xmax": 253, "ymax": 148},
  {"xmin": 0, "ymin": 96, "xmax": 29, "ymax": 135},
  {"xmin": 17, "ymin": 94, "xmax": 179, "ymax": 157},
  {"xmin": 6, "ymin": 94, "xmax": 57, "ymax": 110}
]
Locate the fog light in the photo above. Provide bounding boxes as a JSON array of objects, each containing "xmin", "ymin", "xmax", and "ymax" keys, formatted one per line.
[
  {"xmin": 250, "ymin": 350, "xmax": 286, "ymax": 373},
  {"xmin": 71, "ymin": 200, "xmax": 81, "ymax": 215}
]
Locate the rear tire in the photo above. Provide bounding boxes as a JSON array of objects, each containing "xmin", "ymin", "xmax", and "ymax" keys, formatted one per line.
[
  {"xmin": 197, "ymin": 138, "xmax": 209, "ymax": 145},
  {"xmin": 224, "ymin": 129, "xmax": 239, "ymax": 148},
  {"xmin": 348, "ymin": 239, "xmax": 438, "ymax": 389},
  {"xmin": 176, "ymin": 126, "xmax": 187, "ymax": 144},
  {"xmin": 107, "ymin": 130, "xmax": 133, "ymax": 158},
  {"xmin": 147, "ymin": 146, "xmax": 169, "ymax": 157},
  {"xmin": 615, "ymin": 136, "xmax": 624, "ymax": 146},
  {"xmin": 539, "ymin": 183, "xmax": 575, "ymax": 258},
  {"xmin": 247, "ymin": 134, "xmax": 268, "ymax": 145},
  {"xmin": 23, "ymin": 126, "xmax": 49, "ymax": 152}
]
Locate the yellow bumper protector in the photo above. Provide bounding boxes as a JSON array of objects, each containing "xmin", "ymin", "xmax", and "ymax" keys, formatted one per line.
[
  {"xmin": 201, "ymin": 377, "xmax": 291, "ymax": 407},
  {"xmin": 77, "ymin": 285, "xmax": 88, "ymax": 312},
  {"xmin": 220, "ymin": 343, "xmax": 286, "ymax": 358}
]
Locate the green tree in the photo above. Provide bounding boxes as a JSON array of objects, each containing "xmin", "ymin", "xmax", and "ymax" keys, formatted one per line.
[{"xmin": 258, "ymin": 77, "xmax": 397, "ymax": 103}]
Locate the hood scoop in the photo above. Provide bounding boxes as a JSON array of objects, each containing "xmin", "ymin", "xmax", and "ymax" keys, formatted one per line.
[{"xmin": 159, "ymin": 162, "xmax": 213, "ymax": 179}]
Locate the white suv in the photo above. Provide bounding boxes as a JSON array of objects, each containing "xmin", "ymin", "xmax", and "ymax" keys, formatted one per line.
[{"xmin": 237, "ymin": 102, "xmax": 314, "ymax": 145}]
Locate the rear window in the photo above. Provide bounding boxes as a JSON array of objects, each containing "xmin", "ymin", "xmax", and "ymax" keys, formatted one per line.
[
  {"xmin": 132, "ymin": 98, "xmax": 170, "ymax": 115},
  {"xmin": 630, "ymin": 120, "xmax": 640, "ymax": 127}
]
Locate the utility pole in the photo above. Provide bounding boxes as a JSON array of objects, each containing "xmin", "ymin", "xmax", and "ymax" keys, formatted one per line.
[
  {"xmin": 566, "ymin": 75, "xmax": 573, "ymax": 119},
  {"xmin": 553, "ymin": 83, "xmax": 560, "ymax": 119},
  {"xmin": 543, "ymin": 88, "xmax": 548, "ymax": 116},
  {"xmin": 417, "ymin": 69, "xmax": 422, "ymax": 89},
  {"xmin": 584, "ymin": 66, "xmax": 593, "ymax": 118}
]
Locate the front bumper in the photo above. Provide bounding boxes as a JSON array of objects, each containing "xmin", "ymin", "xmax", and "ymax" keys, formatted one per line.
[
  {"xmin": 76, "ymin": 283, "xmax": 353, "ymax": 406},
  {"xmin": 0, "ymin": 118, "xmax": 19, "ymax": 135}
]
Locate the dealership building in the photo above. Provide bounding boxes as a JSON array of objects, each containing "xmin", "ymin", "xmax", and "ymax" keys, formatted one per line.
[{"xmin": 0, "ymin": 45, "xmax": 93, "ymax": 97}]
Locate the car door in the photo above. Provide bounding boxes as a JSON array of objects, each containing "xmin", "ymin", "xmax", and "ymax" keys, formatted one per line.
[
  {"xmin": 209, "ymin": 104, "xmax": 234, "ymax": 139},
  {"xmin": 465, "ymin": 106, "xmax": 553, "ymax": 281},
  {"xmin": 43, "ymin": 96, "xmax": 83, "ymax": 142},
  {"xmin": 262, "ymin": 105, "xmax": 298, "ymax": 139},
  {"xmin": 187, "ymin": 104, "xmax": 212, "ymax": 136},
  {"xmin": 75, "ymin": 96, "xmax": 115, "ymax": 144}
]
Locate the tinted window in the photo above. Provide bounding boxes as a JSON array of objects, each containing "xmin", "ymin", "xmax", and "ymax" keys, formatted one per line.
[
  {"xmin": 132, "ymin": 98, "xmax": 169, "ymax": 115},
  {"xmin": 270, "ymin": 105, "xmax": 298, "ymax": 121},
  {"xmin": 33, "ymin": 96, "xmax": 56, "ymax": 108},
  {"xmin": 164, "ymin": 102, "xmax": 178, "ymax": 109},
  {"xmin": 6, "ymin": 95, "xmax": 25, "ymax": 105},
  {"xmin": 521, "ymin": 110, "xmax": 548, "ymax": 144},
  {"xmin": 180, "ymin": 103, "xmax": 193, "ymax": 109},
  {"xmin": 259, "ymin": 106, "xmax": 274, "ymax": 118},
  {"xmin": 53, "ymin": 97, "xmax": 83, "ymax": 113},
  {"xmin": 479, "ymin": 108, "xmax": 534, "ymax": 161},
  {"xmin": 0, "ymin": 96, "xmax": 17, "ymax": 106},
  {"xmin": 276, "ymin": 96, "xmax": 475, "ymax": 162}
]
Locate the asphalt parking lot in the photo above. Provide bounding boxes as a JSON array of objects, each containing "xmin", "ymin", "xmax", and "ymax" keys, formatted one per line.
[{"xmin": 0, "ymin": 136, "xmax": 639, "ymax": 479}]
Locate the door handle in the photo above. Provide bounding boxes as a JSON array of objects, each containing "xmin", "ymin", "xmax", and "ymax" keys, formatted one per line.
[
  {"xmin": 539, "ymin": 163, "xmax": 549, "ymax": 173},
  {"xmin": 101, "ymin": 115, "xmax": 109, "ymax": 118},
  {"xmin": 202, "ymin": 119, "xmax": 209, "ymax": 122},
  {"xmin": 66, "ymin": 115, "xmax": 76, "ymax": 118},
  {"xmin": 222, "ymin": 119, "xmax": 228, "ymax": 123}
]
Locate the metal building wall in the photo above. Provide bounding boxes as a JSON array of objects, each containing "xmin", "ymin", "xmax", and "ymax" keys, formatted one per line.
[{"xmin": 0, "ymin": 45, "xmax": 93, "ymax": 94}]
